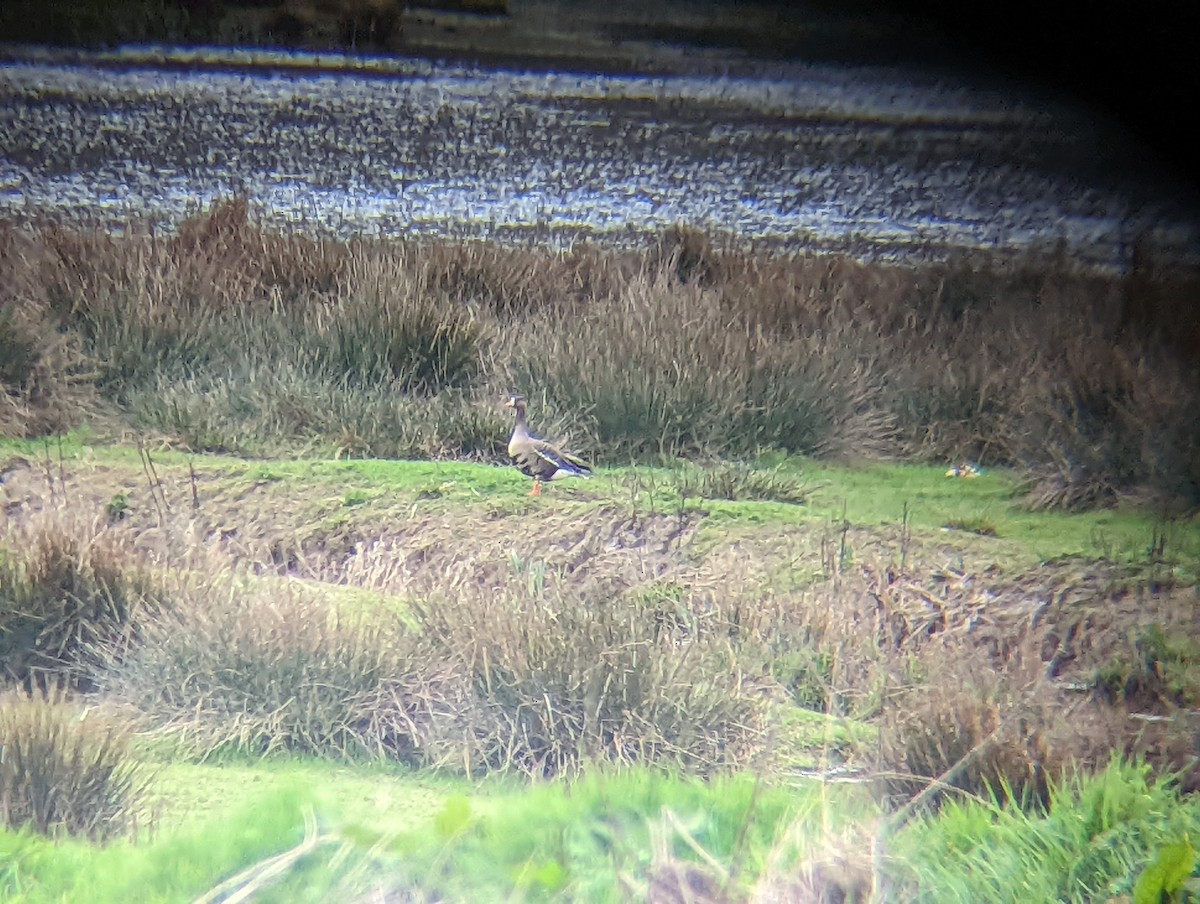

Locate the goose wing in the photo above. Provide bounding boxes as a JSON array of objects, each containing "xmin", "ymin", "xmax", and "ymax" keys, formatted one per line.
[
  {"xmin": 528, "ymin": 439, "xmax": 592, "ymax": 478},
  {"xmin": 511, "ymin": 434, "xmax": 591, "ymax": 480}
]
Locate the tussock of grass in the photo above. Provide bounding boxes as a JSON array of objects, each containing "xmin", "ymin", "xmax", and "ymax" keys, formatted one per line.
[
  {"xmin": 0, "ymin": 307, "xmax": 41, "ymax": 388},
  {"xmin": 129, "ymin": 368, "xmax": 508, "ymax": 459},
  {"xmin": 306, "ymin": 250, "xmax": 490, "ymax": 394},
  {"xmin": 0, "ymin": 279, "xmax": 97, "ymax": 437},
  {"xmin": 87, "ymin": 524, "xmax": 773, "ymax": 775},
  {"xmin": 53, "ymin": 498, "xmax": 819, "ymax": 777},
  {"xmin": 0, "ymin": 508, "xmax": 159, "ymax": 690},
  {"xmin": 411, "ymin": 578, "xmax": 768, "ymax": 776},
  {"xmin": 0, "ymin": 687, "xmax": 153, "ymax": 841},
  {"xmin": 504, "ymin": 270, "xmax": 894, "ymax": 460},
  {"xmin": 96, "ymin": 578, "xmax": 444, "ymax": 763},
  {"xmin": 4, "ymin": 202, "xmax": 1198, "ymax": 506}
]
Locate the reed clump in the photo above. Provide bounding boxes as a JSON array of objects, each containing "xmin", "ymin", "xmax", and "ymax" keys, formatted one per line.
[
  {"xmin": 0, "ymin": 686, "xmax": 153, "ymax": 841},
  {"xmin": 95, "ymin": 577, "xmax": 447, "ymax": 762},
  {"xmin": 0, "ymin": 508, "xmax": 160, "ymax": 691},
  {"xmin": 3, "ymin": 201, "xmax": 1198, "ymax": 508},
  {"xmin": 409, "ymin": 575, "xmax": 768, "ymax": 776}
]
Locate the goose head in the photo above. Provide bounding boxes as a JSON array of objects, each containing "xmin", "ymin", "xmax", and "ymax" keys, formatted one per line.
[{"xmin": 503, "ymin": 394, "xmax": 528, "ymax": 416}]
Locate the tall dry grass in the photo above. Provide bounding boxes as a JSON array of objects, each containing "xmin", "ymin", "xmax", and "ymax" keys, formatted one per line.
[
  {"xmin": 96, "ymin": 576, "xmax": 449, "ymax": 762},
  {"xmin": 409, "ymin": 574, "xmax": 768, "ymax": 776},
  {"xmin": 0, "ymin": 507, "xmax": 161, "ymax": 691},
  {"xmin": 3, "ymin": 202, "xmax": 1198, "ymax": 506},
  {"xmin": 502, "ymin": 268, "xmax": 895, "ymax": 459},
  {"xmin": 0, "ymin": 686, "xmax": 154, "ymax": 841},
  {"xmin": 3, "ymin": 477, "xmax": 1195, "ymax": 793}
]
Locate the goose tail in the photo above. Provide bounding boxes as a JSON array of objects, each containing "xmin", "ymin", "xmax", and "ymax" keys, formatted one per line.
[{"xmin": 553, "ymin": 457, "xmax": 592, "ymax": 480}]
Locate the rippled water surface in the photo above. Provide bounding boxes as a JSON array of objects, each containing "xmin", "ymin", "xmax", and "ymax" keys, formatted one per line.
[{"xmin": 2, "ymin": 48, "xmax": 1197, "ymax": 270}]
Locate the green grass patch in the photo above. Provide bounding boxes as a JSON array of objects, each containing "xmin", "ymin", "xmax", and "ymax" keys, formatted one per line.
[
  {"xmin": 0, "ymin": 781, "xmax": 318, "ymax": 903},
  {"xmin": 7, "ymin": 755, "xmax": 1193, "ymax": 902},
  {"xmin": 150, "ymin": 759, "xmax": 473, "ymax": 835},
  {"xmin": 0, "ymin": 762, "xmax": 836, "ymax": 903},
  {"xmin": 896, "ymin": 758, "xmax": 1200, "ymax": 902},
  {"xmin": 795, "ymin": 461, "xmax": 1200, "ymax": 574},
  {"xmin": 4, "ymin": 440, "xmax": 1196, "ymax": 576},
  {"xmin": 771, "ymin": 706, "xmax": 877, "ymax": 772}
]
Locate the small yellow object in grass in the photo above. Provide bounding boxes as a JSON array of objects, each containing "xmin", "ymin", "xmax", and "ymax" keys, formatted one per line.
[{"xmin": 946, "ymin": 462, "xmax": 982, "ymax": 479}]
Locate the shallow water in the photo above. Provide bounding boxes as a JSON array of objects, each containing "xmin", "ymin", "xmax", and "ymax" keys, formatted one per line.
[{"xmin": 1, "ymin": 47, "xmax": 1197, "ymax": 271}]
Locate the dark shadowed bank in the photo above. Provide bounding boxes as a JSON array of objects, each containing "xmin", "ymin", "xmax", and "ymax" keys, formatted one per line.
[
  {"xmin": 3, "ymin": 0, "xmax": 1197, "ymax": 191},
  {"xmin": 0, "ymin": 0, "xmax": 931, "ymax": 62}
]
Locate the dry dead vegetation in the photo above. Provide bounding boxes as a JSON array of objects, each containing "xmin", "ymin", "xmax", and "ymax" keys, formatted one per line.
[
  {"xmin": 1, "ymin": 449, "xmax": 1197, "ymax": 815},
  {"xmin": 2, "ymin": 203, "xmax": 1199, "ymax": 856},
  {"xmin": 2, "ymin": 201, "xmax": 1199, "ymax": 507}
]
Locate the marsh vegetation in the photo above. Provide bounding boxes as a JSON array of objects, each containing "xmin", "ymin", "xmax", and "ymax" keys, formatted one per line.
[
  {"xmin": 3, "ymin": 201, "xmax": 1198, "ymax": 506},
  {"xmin": 2, "ymin": 201, "xmax": 1199, "ymax": 899}
]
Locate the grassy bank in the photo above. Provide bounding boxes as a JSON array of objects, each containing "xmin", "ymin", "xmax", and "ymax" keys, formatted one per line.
[
  {"xmin": 3, "ymin": 201, "xmax": 1198, "ymax": 511},
  {"xmin": 3, "ymin": 203, "xmax": 1200, "ymax": 899},
  {"xmin": 2, "ymin": 439, "xmax": 1198, "ymax": 898},
  {"xmin": 4, "ymin": 757, "xmax": 1196, "ymax": 902}
]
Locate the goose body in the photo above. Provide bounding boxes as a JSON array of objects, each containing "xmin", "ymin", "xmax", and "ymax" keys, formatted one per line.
[{"xmin": 504, "ymin": 395, "xmax": 592, "ymax": 495}]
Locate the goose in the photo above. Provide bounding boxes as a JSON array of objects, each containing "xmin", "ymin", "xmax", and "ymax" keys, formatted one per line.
[{"xmin": 504, "ymin": 394, "xmax": 592, "ymax": 496}]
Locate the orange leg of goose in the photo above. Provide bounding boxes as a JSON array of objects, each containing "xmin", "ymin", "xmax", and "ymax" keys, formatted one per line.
[{"xmin": 529, "ymin": 480, "xmax": 542, "ymax": 497}]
